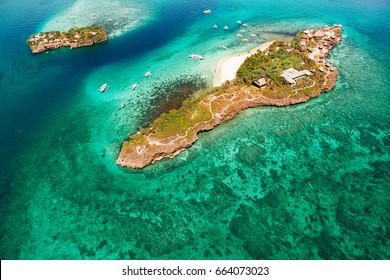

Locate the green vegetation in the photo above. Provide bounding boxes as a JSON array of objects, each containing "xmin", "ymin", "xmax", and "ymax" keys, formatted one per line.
[
  {"xmin": 150, "ymin": 98, "xmax": 212, "ymax": 139},
  {"xmin": 144, "ymin": 82, "xmax": 251, "ymax": 141},
  {"xmin": 65, "ymin": 26, "xmax": 107, "ymax": 43},
  {"xmin": 291, "ymin": 30, "xmax": 304, "ymax": 48},
  {"xmin": 236, "ymin": 40, "xmax": 317, "ymax": 87},
  {"xmin": 121, "ymin": 94, "xmax": 215, "ymax": 152}
]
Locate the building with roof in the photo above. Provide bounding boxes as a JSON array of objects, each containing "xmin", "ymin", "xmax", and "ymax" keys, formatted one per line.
[
  {"xmin": 314, "ymin": 30, "xmax": 324, "ymax": 39},
  {"xmin": 280, "ymin": 68, "xmax": 312, "ymax": 84},
  {"xmin": 253, "ymin": 77, "xmax": 267, "ymax": 88}
]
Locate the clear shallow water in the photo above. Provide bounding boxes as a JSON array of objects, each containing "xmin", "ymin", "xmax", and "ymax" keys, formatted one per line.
[
  {"xmin": 0, "ymin": 0, "xmax": 389, "ymax": 259},
  {"xmin": 41, "ymin": 0, "xmax": 152, "ymax": 37}
]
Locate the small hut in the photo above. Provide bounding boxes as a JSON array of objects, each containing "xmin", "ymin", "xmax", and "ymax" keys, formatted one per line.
[{"xmin": 253, "ymin": 78, "xmax": 267, "ymax": 88}]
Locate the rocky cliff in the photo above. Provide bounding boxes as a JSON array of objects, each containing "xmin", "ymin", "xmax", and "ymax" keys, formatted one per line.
[
  {"xmin": 116, "ymin": 25, "xmax": 342, "ymax": 168},
  {"xmin": 27, "ymin": 26, "xmax": 107, "ymax": 53}
]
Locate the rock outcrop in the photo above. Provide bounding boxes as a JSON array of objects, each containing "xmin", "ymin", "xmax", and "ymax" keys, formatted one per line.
[
  {"xmin": 117, "ymin": 25, "xmax": 342, "ymax": 168},
  {"xmin": 27, "ymin": 26, "xmax": 107, "ymax": 53}
]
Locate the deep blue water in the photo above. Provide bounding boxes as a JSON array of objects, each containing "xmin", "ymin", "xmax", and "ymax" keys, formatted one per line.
[{"xmin": 0, "ymin": 0, "xmax": 389, "ymax": 259}]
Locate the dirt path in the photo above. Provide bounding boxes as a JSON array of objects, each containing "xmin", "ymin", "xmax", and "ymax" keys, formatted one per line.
[{"xmin": 146, "ymin": 86, "xmax": 249, "ymax": 146}]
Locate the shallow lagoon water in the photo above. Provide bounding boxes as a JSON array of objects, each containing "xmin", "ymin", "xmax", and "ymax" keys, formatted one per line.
[
  {"xmin": 41, "ymin": 0, "xmax": 152, "ymax": 37},
  {"xmin": 0, "ymin": 0, "xmax": 389, "ymax": 259}
]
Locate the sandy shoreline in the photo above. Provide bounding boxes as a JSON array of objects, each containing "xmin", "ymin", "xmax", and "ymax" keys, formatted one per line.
[{"xmin": 213, "ymin": 41, "xmax": 274, "ymax": 87}]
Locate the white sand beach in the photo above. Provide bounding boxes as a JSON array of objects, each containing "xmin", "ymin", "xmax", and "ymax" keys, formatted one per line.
[{"xmin": 213, "ymin": 41, "xmax": 274, "ymax": 87}]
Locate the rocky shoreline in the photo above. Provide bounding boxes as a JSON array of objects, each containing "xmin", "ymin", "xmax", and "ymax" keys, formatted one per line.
[
  {"xmin": 27, "ymin": 26, "xmax": 107, "ymax": 53},
  {"xmin": 117, "ymin": 25, "xmax": 342, "ymax": 169}
]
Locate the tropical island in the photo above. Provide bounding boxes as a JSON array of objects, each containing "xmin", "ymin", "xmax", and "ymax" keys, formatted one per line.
[
  {"xmin": 27, "ymin": 26, "xmax": 107, "ymax": 53},
  {"xmin": 117, "ymin": 25, "xmax": 342, "ymax": 169}
]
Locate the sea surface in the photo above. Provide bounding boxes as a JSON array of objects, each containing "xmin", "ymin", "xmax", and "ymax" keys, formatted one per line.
[{"xmin": 0, "ymin": 0, "xmax": 389, "ymax": 259}]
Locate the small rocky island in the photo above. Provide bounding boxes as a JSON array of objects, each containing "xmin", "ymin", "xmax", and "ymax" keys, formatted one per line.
[
  {"xmin": 117, "ymin": 25, "xmax": 342, "ymax": 168},
  {"xmin": 27, "ymin": 26, "xmax": 107, "ymax": 53}
]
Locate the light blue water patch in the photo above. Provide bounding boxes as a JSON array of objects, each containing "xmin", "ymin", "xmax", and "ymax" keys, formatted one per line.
[{"xmin": 41, "ymin": 0, "xmax": 153, "ymax": 37}]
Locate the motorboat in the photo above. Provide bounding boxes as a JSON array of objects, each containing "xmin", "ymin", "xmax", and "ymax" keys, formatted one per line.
[
  {"xmin": 203, "ymin": 9, "xmax": 212, "ymax": 14},
  {"xmin": 242, "ymin": 23, "xmax": 248, "ymax": 27},
  {"xmin": 121, "ymin": 102, "xmax": 125, "ymax": 108},
  {"xmin": 99, "ymin": 83, "xmax": 108, "ymax": 92},
  {"xmin": 219, "ymin": 45, "xmax": 228, "ymax": 50},
  {"xmin": 131, "ymin": 83, "xmax": 138, "ymax": 90},
  {"xmin": 237, "ymin": 20, "xmax": 242, "ymax": 25},
  {"xmin": 213, "ymin": 25, "xmax": 218, "ymax": 29},
  {"xmin": 144, "ymin": 71, "xmax": 152, "ymax": 77},
  {"xmin": 189, "ymin": 54, "xmax": 204, "ymax": 60},
  {"xmin": 223, "ymin": 26, "xmax": 229, "ymax": 30}
]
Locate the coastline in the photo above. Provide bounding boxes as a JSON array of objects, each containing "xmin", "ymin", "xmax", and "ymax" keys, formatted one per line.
[
  {"xmin": 213, "ymin": 41, "xmax": 275, "ymax": 87},
  {"xmin": 117, "ymin": 25, "xmax": 342, "ymax": 169}
]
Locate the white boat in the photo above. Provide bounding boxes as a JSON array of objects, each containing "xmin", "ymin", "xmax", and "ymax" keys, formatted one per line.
[
  {"xmin": 189, "ymin": 54, "xmax": 204, "ymax": 60},
  {"xmin": 236, "ymin": 33, "xmax": 244, "ymax": 38},
  {"xmin": 121, "ymin": 102, "xmax": 125, "ymax": 108},
  {"xmin": 237, "ymin": 20, "xmax": 242, "ymax": 25},
  {"xmin": 99, "ymin": 83, "xmax": 108, "ymax": 92},
  {"xmin": 240, "ymin": 29, "xmax": 246, "ymax": 33},
  {"xmin": 219, "ymin": 45, "xmax": 228, "ymax": 50},
  {"xmin": 131, "ymin": 83, "xmax": 138, "ymax": 90},
  {"xmin": 213, "ymin": 25, "xmax": 218, "ymax": 29},
  {"xmin": 144, "ymin": 71, "xmax": 152, "ymax": 77},
  {"xmin": 203, "ymin": 9, "xmax": 212, "ymax": 14},
  {"xmin": 223, "ymin": 26, "xmax": 229, "ymax": 30},
  {"xmin": 242, "ymin": 23, "xmax": 248, "ymax": 27}
]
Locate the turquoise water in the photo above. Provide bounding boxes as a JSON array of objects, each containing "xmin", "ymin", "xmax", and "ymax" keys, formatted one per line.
[{"xmin": 0, "ymin": 0, "xmax": 389, "ymax": 259}]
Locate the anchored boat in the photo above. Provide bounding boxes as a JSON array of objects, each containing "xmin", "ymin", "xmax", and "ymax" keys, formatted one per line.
[
  {"xmin": 99, "ymin": 83, "xmax": 108, "ymax": 92},
  {"xmin": 189, "ymin": 54, "xmax": 204, "ymax": 60}
]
